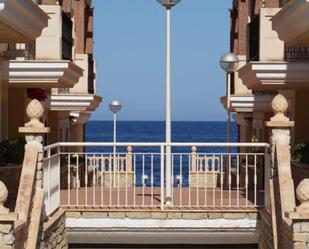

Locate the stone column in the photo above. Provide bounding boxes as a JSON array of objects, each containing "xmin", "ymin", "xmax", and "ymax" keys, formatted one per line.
[
  {"xmin": 266, "ymin": 94, "xmax": 295, "ymax": 249},
  {"xmin": 19, "ymin": 99, "xmax": 50, "ymax": 189}
]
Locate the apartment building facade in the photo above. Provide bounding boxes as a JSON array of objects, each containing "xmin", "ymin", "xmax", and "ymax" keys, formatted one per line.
[{"xmin": 0, "ymin": 0, "xmax": 102, "ymax": 146}]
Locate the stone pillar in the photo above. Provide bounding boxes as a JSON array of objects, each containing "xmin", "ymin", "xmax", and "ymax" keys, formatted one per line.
[
  {"xmin": 266, "ymin": 94, "xmax": 295, "ymax": 249},
  {"xmin": 19, "ymin": 99, "xmax": 50, "ymax": 189}
]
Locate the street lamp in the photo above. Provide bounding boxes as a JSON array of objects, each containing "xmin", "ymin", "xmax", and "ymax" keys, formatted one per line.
[
  {"xmin": 157, "ymin": 0, "xmax": 181, "ymax": 205},
  {"xmin": 109, "ymin": 100, "xmax": 122, "ymax": 186},
  {"xmin": 220, "ymin": 53, "xmax": 239, "ymax": 143}
]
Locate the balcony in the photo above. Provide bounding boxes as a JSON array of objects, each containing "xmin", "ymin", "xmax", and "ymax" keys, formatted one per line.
[
  {"xmin": 238, "ymin": 61, "xmax": 309, "ymax": 90},
  {"xmin": 221, "ymin": 94, "xmax": 274, "ymax": 113},
  {"xmin": 272, "ymin": 0, "xmax": 309, "ymax": 46},
  {"xmin": 50, "ymin": 94, "xmax": 102, "ymax": 111},
  {"xmin": 0, "ymin": 60, "xmax": 83, "ymax": 88},
  {"xmin": 0, "ymin": 0, "xmax": 48, "ymax": 42}
]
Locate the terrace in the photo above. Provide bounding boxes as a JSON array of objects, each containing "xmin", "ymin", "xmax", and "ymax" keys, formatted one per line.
[{"xmin": 43, "ymin": 142, "xmax": 270, "ymax": 215}]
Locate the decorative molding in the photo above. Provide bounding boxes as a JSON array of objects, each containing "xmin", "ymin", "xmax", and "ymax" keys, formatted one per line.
[
  {"xmin": 221, "ymin": 94, "xmax": 274, "ymax": 113},
  {"xmin": 238, "ymin": 62, "xmax": 309, "ymax": 90},
  {"xmin": 50, "ymin": 94, "xmax": 102, "ymax": 112},
  {"xmin": 0, "ymin": 0, "xmax": 48, "ymax": 42},
  {"xmin": 0, "ymin": 60, "xmax": 83, "ymax": 88},
  {"xmin": 272, "ymin": 0, "xmax": 309, "ymax": 46}
]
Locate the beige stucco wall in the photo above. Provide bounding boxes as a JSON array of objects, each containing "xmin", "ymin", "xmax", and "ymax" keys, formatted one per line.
[
  {"xmin": 259, "ymin": 8, "xmax": 284, "ymax": 61},
  {"xmin": 71, "ymin": 53, "xmax": 89, "ymax": 94},
  {"xmin": 36, "ymin": 5, "xmax": 62, "ymax": 60}
]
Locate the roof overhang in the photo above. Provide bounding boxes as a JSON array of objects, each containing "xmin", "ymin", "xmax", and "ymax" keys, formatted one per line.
[
  {"xmin": 238, "ymin": 62, "xmax": 309, "ymax": 90},
  {"xmin": 221, "ymin": 95, "xmax": 273, "ymax": 113},
  {"xmin": 50, "ymin": 94, "xmax": 102, "ymax": 112},
  {"xmin": 0, "ymin": 60, "xmax": 83, "ymax": 88},
  {"xmin": 272, "ymin": 0, "xmax": 309, "ymax": 46},
  {"xmin": 0, "ymin": 0, "xmax": 48, "ymax": 42}
]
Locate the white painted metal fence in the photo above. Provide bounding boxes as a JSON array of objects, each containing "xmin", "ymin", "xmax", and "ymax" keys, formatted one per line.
[{"xmin": 43, "ymin": 142, "xmax": 270, "ymax": 216}]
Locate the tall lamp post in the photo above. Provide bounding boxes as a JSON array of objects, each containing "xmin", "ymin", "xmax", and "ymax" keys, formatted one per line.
[
  {"xmin": 157, "ymin": 0, "xmax": 181, "ymax": 205},
  {"xmin": 219, "ymin": 53, "xmax": 239, "ymax": 144},
  {"xmin": 109, "ymin": 100, "xmax": 122, "ymax": 186}
]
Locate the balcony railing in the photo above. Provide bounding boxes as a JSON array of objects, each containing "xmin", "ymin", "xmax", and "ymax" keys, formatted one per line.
[
  {"xmin": 43, "ymin": 142, "xmax": 270, "ymax": 216},
  {"xmin": 285, "ymin": 46, "xmax": 309, "ymax": 62}
]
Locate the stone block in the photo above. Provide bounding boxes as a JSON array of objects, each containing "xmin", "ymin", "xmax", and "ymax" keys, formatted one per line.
[
  {"xmin": 126, "ymin": 212, "xmax": 151, "ymax": 219},
  {"xmin": 222, "ymin": 212, "xmax": 248, "ymax": 219},
  {"xmin": 0, "ymin": 225, "xmax": 12, "ymax": 234},
  {"xmin": 0, "ymin": 234, "xmax": 14, "ymax": 244},
  {"xmin": 294, "ymin": 223, "xmax": 302, "ymax": 233},
  {"xmin": 301, "ymin": 223, "xmax": 309, "ymax": 233},
  {"xmin": 208, "ymin": 213, "xmax": 222, "ymax": 219},
  {"xmin": 82, "ymin": 212, "xmax": 108, "ymax": 218},
  {"xmin": 0, "ymin": 245, "xmax": 13, "ymax": 249},
  {"xmin": 108, "ymin": 212, "xmax": 126, "ymax": 219},
  {"xmin": 294, "ymin": 242, "xmax": 306, "ymax": 249},
  {"xmin": 248, "ymin": 212, "xmax": 258, "ymax": 219},
  {"xmin": 167, "ymin": 212, "xmax": 182, "ymax": 219},
  {"xmin": 151, "ymin": 212, "xmax": 167, "ymax": 219},
  {"xmin": 66, "ymin": 212, "xmax": 81, "ymax": 218},
  {"xmin": 294, "ymin": 233, "xmax": 309, "ymax": 243},
  {"xmin": 182, "ymin": 212, "xmax": 206, "ymax": 220}
]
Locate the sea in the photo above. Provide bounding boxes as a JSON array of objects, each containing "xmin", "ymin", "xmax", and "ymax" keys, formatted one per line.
[
  {"xmin": 86, "ymin": 121, "xmax": 241, "ymax": 187},
  {"xmin": 86, "ymin": 121, "xmax": 238, "ymax": 144}
]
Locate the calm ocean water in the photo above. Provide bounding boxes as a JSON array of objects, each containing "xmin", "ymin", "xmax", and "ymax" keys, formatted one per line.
[
  {"xmin": 85, "ymin": 121, "xmax": 238, "ymax": 187},
  {"xmin": 86, "ymin": 121, "xmax": 238, "ymax": 143}
]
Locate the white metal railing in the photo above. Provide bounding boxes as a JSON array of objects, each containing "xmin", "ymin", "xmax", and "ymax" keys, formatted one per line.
[{"xmin": 43, "ymin": 142, "xmax": 270, "ymax": 215}]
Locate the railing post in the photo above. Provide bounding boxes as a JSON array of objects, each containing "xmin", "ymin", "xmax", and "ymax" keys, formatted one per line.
[
  {"xmin": 160, "ymin": 145, "xmax": 165, "ymax": 210},
  {"xmin": 264, "ymin": 146, "xmax": 271, "ymax": 210},
  {"xmin": 165, "ymin": 145, "xmax": 172, "ymax": 206}
]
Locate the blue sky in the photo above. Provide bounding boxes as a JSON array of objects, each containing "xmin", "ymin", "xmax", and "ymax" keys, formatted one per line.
[{"xmin": 91, "ymin": 0, "xmax": 231, "ymax": 121}]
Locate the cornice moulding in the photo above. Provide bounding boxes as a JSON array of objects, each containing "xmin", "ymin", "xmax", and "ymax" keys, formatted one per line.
[
  {"xmin": 0, "ymin": 0, "xmax": 48, "ymax": 42},
  {"xmin": 0, "ymin": 60, "xmax": 83, "ymax": 88},
  {"xmin": 238, "ymin": 61, "xmax": 309, "ymax": 90}
]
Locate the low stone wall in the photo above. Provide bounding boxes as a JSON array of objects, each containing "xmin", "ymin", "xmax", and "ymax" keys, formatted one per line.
[
  {"xmin": 292, "ymin": 220, "xmax": 309, "ymax": 249},
  {"xmin": 66, "ymin": 209, "xmax": 258, "ymax": 220},
  {"xmin": 40, "ymin": 209, "xmax": 68, "ymax": 249},
  {"xmin": 0, "ymin": 165, "xmax": 22, "ymax": 211},
  {"xmin": 0, "ymin": 220, "xmax": 15, "ymax": 249}
]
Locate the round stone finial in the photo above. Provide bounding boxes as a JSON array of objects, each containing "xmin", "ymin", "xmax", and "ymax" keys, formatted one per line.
[
  {"xmin": 127, "ymin": 146, "xmax": 132, "ymax": 153},
  {"xmin": 296, "ymin": 179, "xmax": 309, "ymax": 210},
  {"xmin": 26, "ymin": 99, "xmax": 44, "ymax": 120},
  {"xmin": 271, "ymin": 94, "xmax": 288, "ymax": 114},
  {"xmin": 25, "ymin": 99, "xmax": 44, "ymax": 127},
  {"xmin": 191, "ymin": 146, "xmax": 197, "ymax": 153},
  {"xmin": 0, "ymin": 181, "xmax": 9, "ymax": 214}
]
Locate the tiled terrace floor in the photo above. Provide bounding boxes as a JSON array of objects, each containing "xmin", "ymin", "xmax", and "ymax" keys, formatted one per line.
[{"xmin": 60, "ymin": 187, "xmax": 263, "ymax": 210}]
